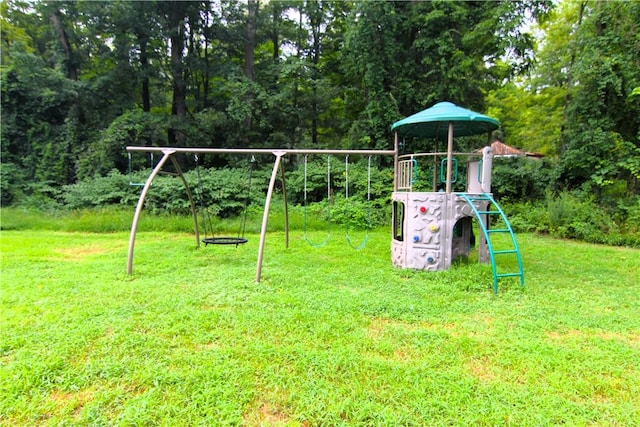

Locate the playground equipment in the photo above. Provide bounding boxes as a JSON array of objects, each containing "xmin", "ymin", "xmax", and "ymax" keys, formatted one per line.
[
  {"xmin": 302, "ymin": 155, "xmax": 332, "ymax": 248},
  {"xmin": 125, "ymin": 102, "xmax": 523, "ymax": 292},
  {"xmin": 390, "ymin": 102, "xmax": 524, "ymax": 292},
  {"xmin": 194, "ymin": 154, "xmax": 255, "ymax": 246},
  {"xmin": 125, "ymin": 148, "xmax": 395, "ymax": 282}
]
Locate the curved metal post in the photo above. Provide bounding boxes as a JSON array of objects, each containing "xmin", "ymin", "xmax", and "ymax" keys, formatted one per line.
[
  {"xmin": 169, "ymin": 156, "xmax": 200, "ymax": 247},
  {"xmin": 127, "ymin": 149, "xmax": 175, "ymax": 275},
  {"xmin": 256, "ymin": 152, "xmax": 285, "ymax": 282}
]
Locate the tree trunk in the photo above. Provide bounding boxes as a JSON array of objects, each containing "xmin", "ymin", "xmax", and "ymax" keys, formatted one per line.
[
  {"xmin": 168, "ymin": 1, "xmax": 187, "ymax": 146},
  {"xmin": 50, "ymin": 9, "xmax": 78, "ymax": 81},
  {"xmin": 138, "ymin": 34, "xmax": 151, "ymax": 112},
  {"xmin": 271, "ymin": 2, "xmax": 281, "ymax": 63},
  {"xmin": 245, "ymin": 0, "xmax": 257, "ymax": 81}
]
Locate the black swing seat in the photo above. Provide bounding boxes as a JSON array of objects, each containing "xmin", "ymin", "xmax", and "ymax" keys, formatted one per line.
[{"xmin": 202, "ymin": 237, "xmax": 248, "ymax": 246}]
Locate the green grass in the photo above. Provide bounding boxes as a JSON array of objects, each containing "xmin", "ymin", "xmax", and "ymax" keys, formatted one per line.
[{"xmin": 1, "ymin": 210, "xmax": 639, "ymax": 425}]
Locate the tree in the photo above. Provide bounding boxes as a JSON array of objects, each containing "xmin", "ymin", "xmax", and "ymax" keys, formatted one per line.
[
  {"xmin": 548, "ymin": 1, "xmax": 640, "ymax": 197},
  {"xmin": 341, "ymin": 1, "xmax": 552, "ymax": 150}
]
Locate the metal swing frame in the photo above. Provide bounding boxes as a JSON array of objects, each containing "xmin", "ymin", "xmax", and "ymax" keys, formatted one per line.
[{"xmin": 125, "ymin": 146, "xmax": 396, "ymax": 282}]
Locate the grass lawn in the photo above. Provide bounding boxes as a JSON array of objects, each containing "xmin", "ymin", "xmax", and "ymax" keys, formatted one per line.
[{"xmin": 1, "ymin": 220, "xmax": 639, "ymax": 425}]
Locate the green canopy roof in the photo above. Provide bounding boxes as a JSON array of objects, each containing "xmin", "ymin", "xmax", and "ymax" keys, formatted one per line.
[{"xmin": 391, "ymin": 102, "xmax": 499, "ymax": 139}]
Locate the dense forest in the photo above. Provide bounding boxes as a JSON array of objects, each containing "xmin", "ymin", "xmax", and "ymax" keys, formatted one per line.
[{"xmin": 1, "ymin": 0, "xmax": 639, "ymax": 244}]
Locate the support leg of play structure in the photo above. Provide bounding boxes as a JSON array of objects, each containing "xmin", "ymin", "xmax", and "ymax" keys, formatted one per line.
[
  {"xmin": 256, "ymin": 151, "xmax": 285, "ymax": 282},
  {"xmin": 445, "ymin": 121, "xmax": 454, "ymax": 194},
  {"xmin": 127, "ymin": 149, "xmax": 176, "ymax": 275}
]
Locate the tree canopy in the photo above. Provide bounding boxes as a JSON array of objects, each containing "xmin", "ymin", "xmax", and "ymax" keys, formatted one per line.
[{"xmin": 2, "ymin": 0, "xmax": 638, "ymax": 207}]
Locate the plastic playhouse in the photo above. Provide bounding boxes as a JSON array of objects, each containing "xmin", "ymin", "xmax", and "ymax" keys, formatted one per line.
[{"xmin": 390, "ymin": 102, "xmax": 524, "ymax": 292}]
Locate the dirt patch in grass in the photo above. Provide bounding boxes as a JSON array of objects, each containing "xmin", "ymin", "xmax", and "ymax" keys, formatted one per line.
[
  {"xmin": 365, "ymin": 317, "xmax": 458, "ymax": 362},
  {"xmin": 243, "ymin": 401, "xmax": 294, "ymax": 426},
  {"xmin": 464, "ymin": 356, "xmax": 497, "ymax": 383},
  {"xmin": 55, "ymin": 245, "xmax": 110, "ymax": 261},
  {"xmin": 49, "ymin": 388, "xmax": 95, "ymax": 419},
  {"xmin": 366, "ymin": 317, "xmax": 460, "ymax": 340}
]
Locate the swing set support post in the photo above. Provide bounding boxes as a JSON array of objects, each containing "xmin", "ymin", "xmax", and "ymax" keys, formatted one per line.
[
  {"xmin": 169, "ymin": 156, "xmax": 200, "ymax": 248},
  {"xmin": 256, "ymin": 151, "xmax": 286, "ymax": 282},
  {"xmin": 127, "ymin": 149, "xmax": 200, "ymax": 275}
]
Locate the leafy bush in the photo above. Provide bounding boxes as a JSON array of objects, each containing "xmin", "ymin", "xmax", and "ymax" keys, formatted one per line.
[
  {"xmin": 503, "ymin": 192, "xmax": 639, "ymax": 247},
  {"xmin": 546, "ymin": 192, "xmax": 616, "ymax": 241},
  {"xmin": 503, "ymin": 201, "xmax": 550, "ymax": 234},
  {"xmin": 62, "ymin": 170, "xmax": 139, "ymax": 208},
  {"xmin": 331, "ymin": 195, "xmax": 389, "ymax": 229},
  {"xmin": 0, "ymin": 162, "xmax": 26, "ymax": 205},
  {"xmin": 492, "ymin": 157, "xmax": 554, "ymax": 202}
]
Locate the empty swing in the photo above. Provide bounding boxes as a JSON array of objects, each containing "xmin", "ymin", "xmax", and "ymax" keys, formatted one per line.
[
  {"xmin": 344, "ymin": 155, "xmax": 372, "ymax": 250},
  {"xmin": 303, "ymin": 154, "xmax": 332, "ymax": 247},
  {"xmin": 128, "ymin": 152, "xmax": 154, "ymax": 187},
  {"xmin": 195, "ymin": 154, "xmax": 255, "ymax": 246}
]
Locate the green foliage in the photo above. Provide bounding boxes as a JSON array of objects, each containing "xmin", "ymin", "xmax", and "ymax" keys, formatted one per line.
[
  {"xmin": 492, "ymin": 157, "xmax": 555, "ymax": 202},
  {"xmin": 0, "ymin": 162, "xmax": 26, "ymax": 205},
  {"xmin": 61, "ymin": 167, "xmax": 269, "ymax": 219},
  {"xmin": 486, "ymin": 83, "xmax": 565, "ymax": 156},
  {"xmin": 536, "ymin": 0, "xmax": 640, "ymax": 197},
  {"xmin": 62, "ymin": 170, "xmax": 140, "ymax": 208},
  {"xmin": 1, "ymin": 46, "xmax": 80, "ymax": 186},
  {"xmin": 506, "ymin": 191, "xmax": 640, "ymax": 247},
  {"xmin": 77, "ymin": 110, "xmax": 169, "ymax": 179}
]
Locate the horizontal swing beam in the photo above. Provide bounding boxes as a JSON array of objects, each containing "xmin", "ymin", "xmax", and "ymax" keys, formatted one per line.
[{"xmin": 126, "ymin": 146, "xmax": 396, "ymax": 156}]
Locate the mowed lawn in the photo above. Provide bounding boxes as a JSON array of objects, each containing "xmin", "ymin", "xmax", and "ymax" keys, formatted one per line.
[{"xmin": 1, "ymin": 227, "xmax": 639, "ymax": 425}]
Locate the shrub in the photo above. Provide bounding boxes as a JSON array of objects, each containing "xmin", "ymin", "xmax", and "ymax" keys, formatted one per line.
[
  {"xmin": 0, "ymin": 162, "xmax": 26, "ymax": 205},
  {"xmin": 503, "ymin": 201, "xmax": 550, "ymax": 234},
  {"xmin": 543, "ymin": 191, "xmax": 640, "ymax": 246},
  {"xmin": 492, "ymin": 157, "xmax": 554, "ymax": 202},
  {"xmin": 62, "ymin": 170, "xmax": 139, "ymax": 209}
]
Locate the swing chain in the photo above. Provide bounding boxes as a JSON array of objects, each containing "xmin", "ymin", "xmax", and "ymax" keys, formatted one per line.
[
  {"xmin": 344, "ymin": 155, "xmax": 372, "ymax": 250},
  {"xmin": 303, "ymin": 154, "xmax": 331, "ymax": 248}
]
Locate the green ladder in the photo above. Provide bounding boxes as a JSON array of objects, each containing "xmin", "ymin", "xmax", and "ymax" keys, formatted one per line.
[{"xmin": 457, "ymin": 193, "xmax": 524, "ymax": 293}]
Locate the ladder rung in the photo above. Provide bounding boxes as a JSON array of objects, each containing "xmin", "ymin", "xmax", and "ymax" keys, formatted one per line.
[
  {"xmin": 488, "ymin": 228, "xmax": 510, "ymax": 233},
  {"xmin": 493, "ymin": 250, "xmax": 518, "ymax": 255},
  {"xmin": 476, "ymin": 210, "xmax": 500, "ymax": 215},
  {"xmin": 496, "ymin": 273, "xmax": 523, "ymax": 278}
]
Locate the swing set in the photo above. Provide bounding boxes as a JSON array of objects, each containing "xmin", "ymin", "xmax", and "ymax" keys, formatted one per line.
[{"xmin": 125, "ymin": 147, "xmax": 395, "ymax": 281}]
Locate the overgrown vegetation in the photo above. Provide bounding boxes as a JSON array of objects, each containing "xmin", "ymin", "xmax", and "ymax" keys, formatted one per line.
[
  {"xmin": 1, "ymin": 0, "xmax": 639, "ymax": 244},
  {"xmin": 491, "ymin": 157, "xmax": 640, "ymax": 247}
]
